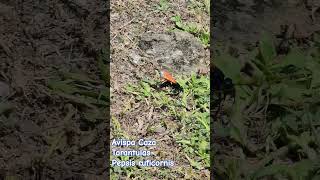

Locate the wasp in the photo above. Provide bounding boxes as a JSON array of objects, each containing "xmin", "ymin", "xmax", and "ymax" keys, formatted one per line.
[
  {"xmin": 159, "ymin": 69, "xmax": 183, "ymax": 94},
  {"xmin": 160, "ymin": 69, "xmax": 177, "ymax": 84}
]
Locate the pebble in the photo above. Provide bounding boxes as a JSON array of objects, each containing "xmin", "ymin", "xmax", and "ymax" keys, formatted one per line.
[{"xmin": 129, "ymin": 51, "xmax": 142, "ymax": 65}]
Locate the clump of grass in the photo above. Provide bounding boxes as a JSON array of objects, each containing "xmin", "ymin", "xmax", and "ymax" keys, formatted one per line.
[
  {"xmin": 156, "ymin": 0, "xmax": 170, "ymax": 11},
  {"xmin": 42, "ymin": 50, "xmax": 108, "ymax": 166},
  {"xmin": 213, "ymin": 32, "xmax": 320, "ymax": 179},
  {"xmin": 128, "ymin": 74, "xmax": 210, "ymax": 166},
  {"xmin": 174, "ymin": 74, "xmax": 210, "ymax": 169},
  {"xmin": 170, "ymin": 14, "xmax": 210, "ymax": 47},
  {"xmin": 169, "ymin": 0, "xmax": 210, "ymax": 46},
  {"xmin": 47, "ymin": 51, "xmax": 108, "ymax": 123},
  {"xmin": 112, "ymin": 73, "xmax": 210, "ymax": 178},
  {"xmin": 187, "ymin": 0, "xmax": 210, "ymax": 14}
]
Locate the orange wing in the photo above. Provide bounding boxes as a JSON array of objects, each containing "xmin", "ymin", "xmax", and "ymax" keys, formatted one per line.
[{"xmin": 160, "ymin": 70, "xmax": 177, "ymax": 84}]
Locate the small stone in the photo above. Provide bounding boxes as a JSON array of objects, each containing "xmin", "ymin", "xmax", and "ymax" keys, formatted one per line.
[
  {"xmin": 129, "ymin": 51, "xmax": 142, "ymax": 65},
  {"xmin": 138, "ymin": 32, "xmax": 207, "ymax": 75},
  {"xmin": 154, "ymin": 126, "xmax": 166, "ymax": 133}
]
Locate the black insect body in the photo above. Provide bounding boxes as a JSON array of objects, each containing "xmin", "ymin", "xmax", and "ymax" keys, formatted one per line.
[
  {"xmin": 211, "ymin": 68, "xmax": 235, "ymax": 101},
  {"xmin": 211, "ymin": 67, "xmax": 235, "ymax": 122},
  {"xmin": 158, "ymin": 81, "xmax": 183, "ymax": 95}
]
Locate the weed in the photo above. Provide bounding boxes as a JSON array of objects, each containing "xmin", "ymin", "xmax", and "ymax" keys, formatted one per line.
[
  {"xmin": 213, "ymin": 32, "xmax": 320, "ymax": 179},
  {"xmin": 156, "ymin": 0, "xmax": 170, "ymax": 11},
  {"xmin": 187, "ymin": 0, "xmax": 210, "ymax": 14},
  {"xmin": 170, "ymin": 14, "xmax": 210, "ymax": 47},
  {"xmin": 46, "ymin": 51, "xmax": 108, "ymax": 126}
]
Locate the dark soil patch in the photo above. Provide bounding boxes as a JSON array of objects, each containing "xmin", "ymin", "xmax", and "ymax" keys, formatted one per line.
[{"xmin": 0, "ymin": 0, "xmax": 108, "ymax": 179}]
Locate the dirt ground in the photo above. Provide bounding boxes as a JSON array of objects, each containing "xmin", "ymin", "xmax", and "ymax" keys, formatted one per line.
[
  {"xmin": 0, "ymin": 1, "xmax": 108, "ymax": 179},
  {"xmin": 110, "ymin": 0, "xmax": 209, "ymax": 179}
]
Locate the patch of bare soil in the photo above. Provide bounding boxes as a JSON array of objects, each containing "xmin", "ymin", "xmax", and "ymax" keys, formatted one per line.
[{"xmin": 0, "ymin": 0, "xmax": 108, "ymax": 179}]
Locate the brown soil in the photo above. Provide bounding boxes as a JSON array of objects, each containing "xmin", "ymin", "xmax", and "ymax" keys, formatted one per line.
[{"xmin": 0, "ymin": 0, "xmax": 108, "ymax": 179}]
